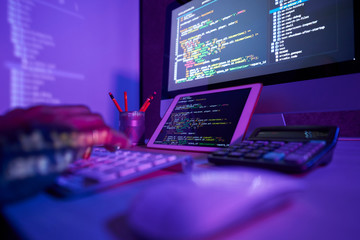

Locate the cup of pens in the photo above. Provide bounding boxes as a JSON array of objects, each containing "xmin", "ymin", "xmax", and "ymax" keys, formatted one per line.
[
  {"xmin": 109, "ymin": 91, "xmax": 156, "ymax": 146},
  {"xmin": 119, "ymin": 111, "xmax": 145, "ymax": 146}
]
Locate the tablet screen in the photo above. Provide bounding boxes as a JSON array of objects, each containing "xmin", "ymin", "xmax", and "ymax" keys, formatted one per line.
[{"xmin": 147, "ymin": 83, "xmax": 262, "ymax": 152}]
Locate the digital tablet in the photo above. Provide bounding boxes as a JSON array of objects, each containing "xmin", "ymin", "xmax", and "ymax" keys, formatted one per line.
[{"xmin": 147, "ymin": 83, "xmax": 262, "ymax": 152}]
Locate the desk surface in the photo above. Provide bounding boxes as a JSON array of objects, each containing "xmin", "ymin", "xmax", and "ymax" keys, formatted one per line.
[{"xmin": 3, "ymin": 140, "xmax": 360, "ymax": 240}]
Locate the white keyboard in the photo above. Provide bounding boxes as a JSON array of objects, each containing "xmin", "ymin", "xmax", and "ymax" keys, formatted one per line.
[{"xmin": 51, "ymin": 147, "xmax": 193, "ymax": 196}]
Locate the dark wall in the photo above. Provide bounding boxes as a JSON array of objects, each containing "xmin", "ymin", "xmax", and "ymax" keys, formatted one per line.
[{"xmin": 140, "ymin": 0, "xmax": 175, "ymax": 140}]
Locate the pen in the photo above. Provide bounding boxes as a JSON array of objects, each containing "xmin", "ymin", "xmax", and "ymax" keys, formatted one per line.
[
  {"xmin": 142, "ymin": 101, "xmax": 151, "ymax": 112},
  {"xmin": 124, "ymin": 91, "xmax": 128, "ymax": 112},
  {"xmin": 139, "ymin": 98, "xmax": 150, "ymax": 112},
  {"xmin": 108, "ymin": 92, "xmax": 123, "ymax": 112},
  {"xmin": 140, "ymin": 91, "xmax": 156, "ymax": 112}
]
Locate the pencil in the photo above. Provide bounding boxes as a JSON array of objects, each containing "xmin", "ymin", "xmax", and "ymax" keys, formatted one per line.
[
  {"xmin": 142, "ymin": 101, "xmax": 151, "ymax": 112},
  {"xmin": 140, "ymin": 91, "xmax": 156, "ymax": 112},
  {"xmin": 108, "ymin": 92, "xmax": 123, "ymax": 112},
  {"xmin": 139, "ymin": 98, "xmax": 150, "ymax": 112},
  {"xmin": 124, "ymin": 91, "xmax": 128, "ymax": 112}
]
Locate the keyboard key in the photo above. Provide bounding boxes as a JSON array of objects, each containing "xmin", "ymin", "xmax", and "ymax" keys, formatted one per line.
[
  {"xmin": 82, "ymin": 171, "xmax": 118, "ymax": 183},
  {"xmin": 119, "ymin": 167, "xmax": 136, "ymax": 177},
  {"xmin": 153, "ymin": 158, "xmax": 167, "ymax": 165},
  {"xmin": 137, "ymin": 163, "xmax": 153, "ymax": 171},
  {"xmin": 167, "ymin": 155, "xmax": 178, "ymax": 162}
]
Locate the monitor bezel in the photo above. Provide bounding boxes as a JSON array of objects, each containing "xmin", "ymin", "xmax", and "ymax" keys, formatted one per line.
[{"xmin": 161, "ymin": 0, "xmax": 360, "ymax": 100}]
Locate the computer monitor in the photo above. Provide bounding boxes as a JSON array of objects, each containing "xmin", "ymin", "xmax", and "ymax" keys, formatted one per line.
[
  {"xmin": 161, "ymin": 0, "xmax": 360, "ymax": 124},
  {"xmin": 0, "ymin": 0, "xmax": 139, "ymax": 129}
]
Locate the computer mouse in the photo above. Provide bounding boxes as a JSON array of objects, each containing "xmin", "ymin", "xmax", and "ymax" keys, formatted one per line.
[{"xmin": 126, "ymin": 168, "xmax": 302, "ymax": 240}]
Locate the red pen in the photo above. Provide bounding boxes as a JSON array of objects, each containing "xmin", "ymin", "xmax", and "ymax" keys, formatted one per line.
[
  {"xmin": 108, "ymin": 92, "xmax": 123, "ymax": 112},
  {"xmin": 140, "ymin": 91, "xmax": 156, "ymax": 112},
  {"xmin": 139, "ymin": 98, "xmax": 150, "ymax": 112},
  {"xmin": 124, "ymin": 91, "xmax": 128, "ymax": 112},
  {"xmin": 142, "ymin": 101, "xmax": 151, "ymax": 112}
]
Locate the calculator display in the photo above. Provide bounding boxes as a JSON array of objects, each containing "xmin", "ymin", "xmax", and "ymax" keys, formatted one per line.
[{"xmin": 255, "ymin": 130, "xmax": 330, "ymax": 140}]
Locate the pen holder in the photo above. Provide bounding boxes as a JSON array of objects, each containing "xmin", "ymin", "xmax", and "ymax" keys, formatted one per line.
[{"xmin": 119, "ymin": 111, "xmax": 145, "ymax": 146}]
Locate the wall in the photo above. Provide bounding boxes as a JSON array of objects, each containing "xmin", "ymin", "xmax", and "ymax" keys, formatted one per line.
[
  {"xmin": 140, "ymin": 0, "xmax": 174, "ymax": 139},
  {"xmin": 0, "ymin": 0, "xmax": 139, "ymax": 130}
]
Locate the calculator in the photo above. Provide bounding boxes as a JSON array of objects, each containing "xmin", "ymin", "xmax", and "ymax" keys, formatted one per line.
[{"xmin": 208, "ymin": 126, "xmax": 339, "ymax": 173}]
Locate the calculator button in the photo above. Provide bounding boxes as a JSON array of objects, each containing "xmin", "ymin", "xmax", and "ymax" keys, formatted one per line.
[
  {"xmin": 234, "ymin": 142, "xmax": 250, "ymax": 147},
  {"xmin": 212, "ymin": 151, "xmax": 228, "ymax": 157},
  {"xmin": 228, "ymin": 152, "xmax": 244, "ymax": 158},
  {"xmin": 270, "ymin": 141, "xmax": 285, "ymax": 145},
  {"xmin": 310, "ymin": 140, "xmax": 326, "ymax": 145},
  {"xmin": 285, "ymin": 142, "xmax": 303, "ymax": 148},
  {"xmin": 284, "ymin": 153, "xmax": 310, "ymax": 164},
  {"xmin": 227, "ymin": 146, "xmax": 239, "ymax": 151},
  {"xmin": 252, "ymin": 143, "xmax": 266, "ymax": 148},
  {"xmin": 274, "ymin": 149, "xmax": 291, "ymax": 154},
  {"xmin": 295, "ymin": 142, "xmax": 325, "ymax": 155},
  {"xmin": 245, "ymin": 145, "xmax": 258, "ymax": 150},
  {"xmin": 263, "ymin": 152, "xmax": 285, "ymax": 162},
  {"xmin": 253, "ymin": 149, "xmax": 267, "ymax": 155},
  {"xmin": 258, "ymin": 146, "xmax": 273, "ymax": 152},
  {"xmin": 267, "ymin": 143, "xmax": 283, "ymax": 149},
  {"xmin": 244, "ymin": 153, "xmax": 263, "ymax": 159},
  {"xmin": 236, "ymin": 149, "xmax": 251, "ymax": 153}
]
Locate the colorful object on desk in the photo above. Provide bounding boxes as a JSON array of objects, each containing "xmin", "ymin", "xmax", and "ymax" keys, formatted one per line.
[
  {"xmin": 108, "ymin": 92, "xmax": 123, "ymax": 112},
  {"xmin": 139, "ymin": 91, "xmax": 156, "ymax": 112},
  {"xmin": 119, "ymin": 111, "xmax": 146, "ymax": 146},
  {"xmin": 208, "ymin": 126, "xmax": 339, "ymax": 173},
  {"xmin": 124, "ymin": 91, "xmax": 128, "ymax": 112},
  {"xmin": 142, "ymin": 101, "xmax": 151, "ymax": 112}
]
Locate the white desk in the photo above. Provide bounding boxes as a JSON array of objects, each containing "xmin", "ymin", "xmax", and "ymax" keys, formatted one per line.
[{"xmin": 3, "ymin": 140, "xmax": 360, "ymax": 240}]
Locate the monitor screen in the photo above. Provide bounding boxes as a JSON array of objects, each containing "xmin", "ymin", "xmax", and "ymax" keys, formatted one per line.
[{"xmin": 163, "ymin": 0, "xmax": 358, "ymax": 98}]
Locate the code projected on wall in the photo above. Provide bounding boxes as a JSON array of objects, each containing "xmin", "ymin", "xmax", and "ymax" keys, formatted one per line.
[{"xmin": 154, "ymin": 88, "xmax": 251, "ymax": 147}]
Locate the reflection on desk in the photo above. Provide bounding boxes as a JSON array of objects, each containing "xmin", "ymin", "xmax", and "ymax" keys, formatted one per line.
[
  {"xmin": 126, "ymin": 169, "xmax": 302, "ymax": 240},
  {"xmin": 3, "ymin": 140, "xmax": 360, "ymax": 240}
]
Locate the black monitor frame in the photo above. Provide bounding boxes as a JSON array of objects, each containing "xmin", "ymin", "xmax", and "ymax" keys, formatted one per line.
[{"xmin": 161, "ymin": 0, "xmax": 360, "ymax": 100}]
